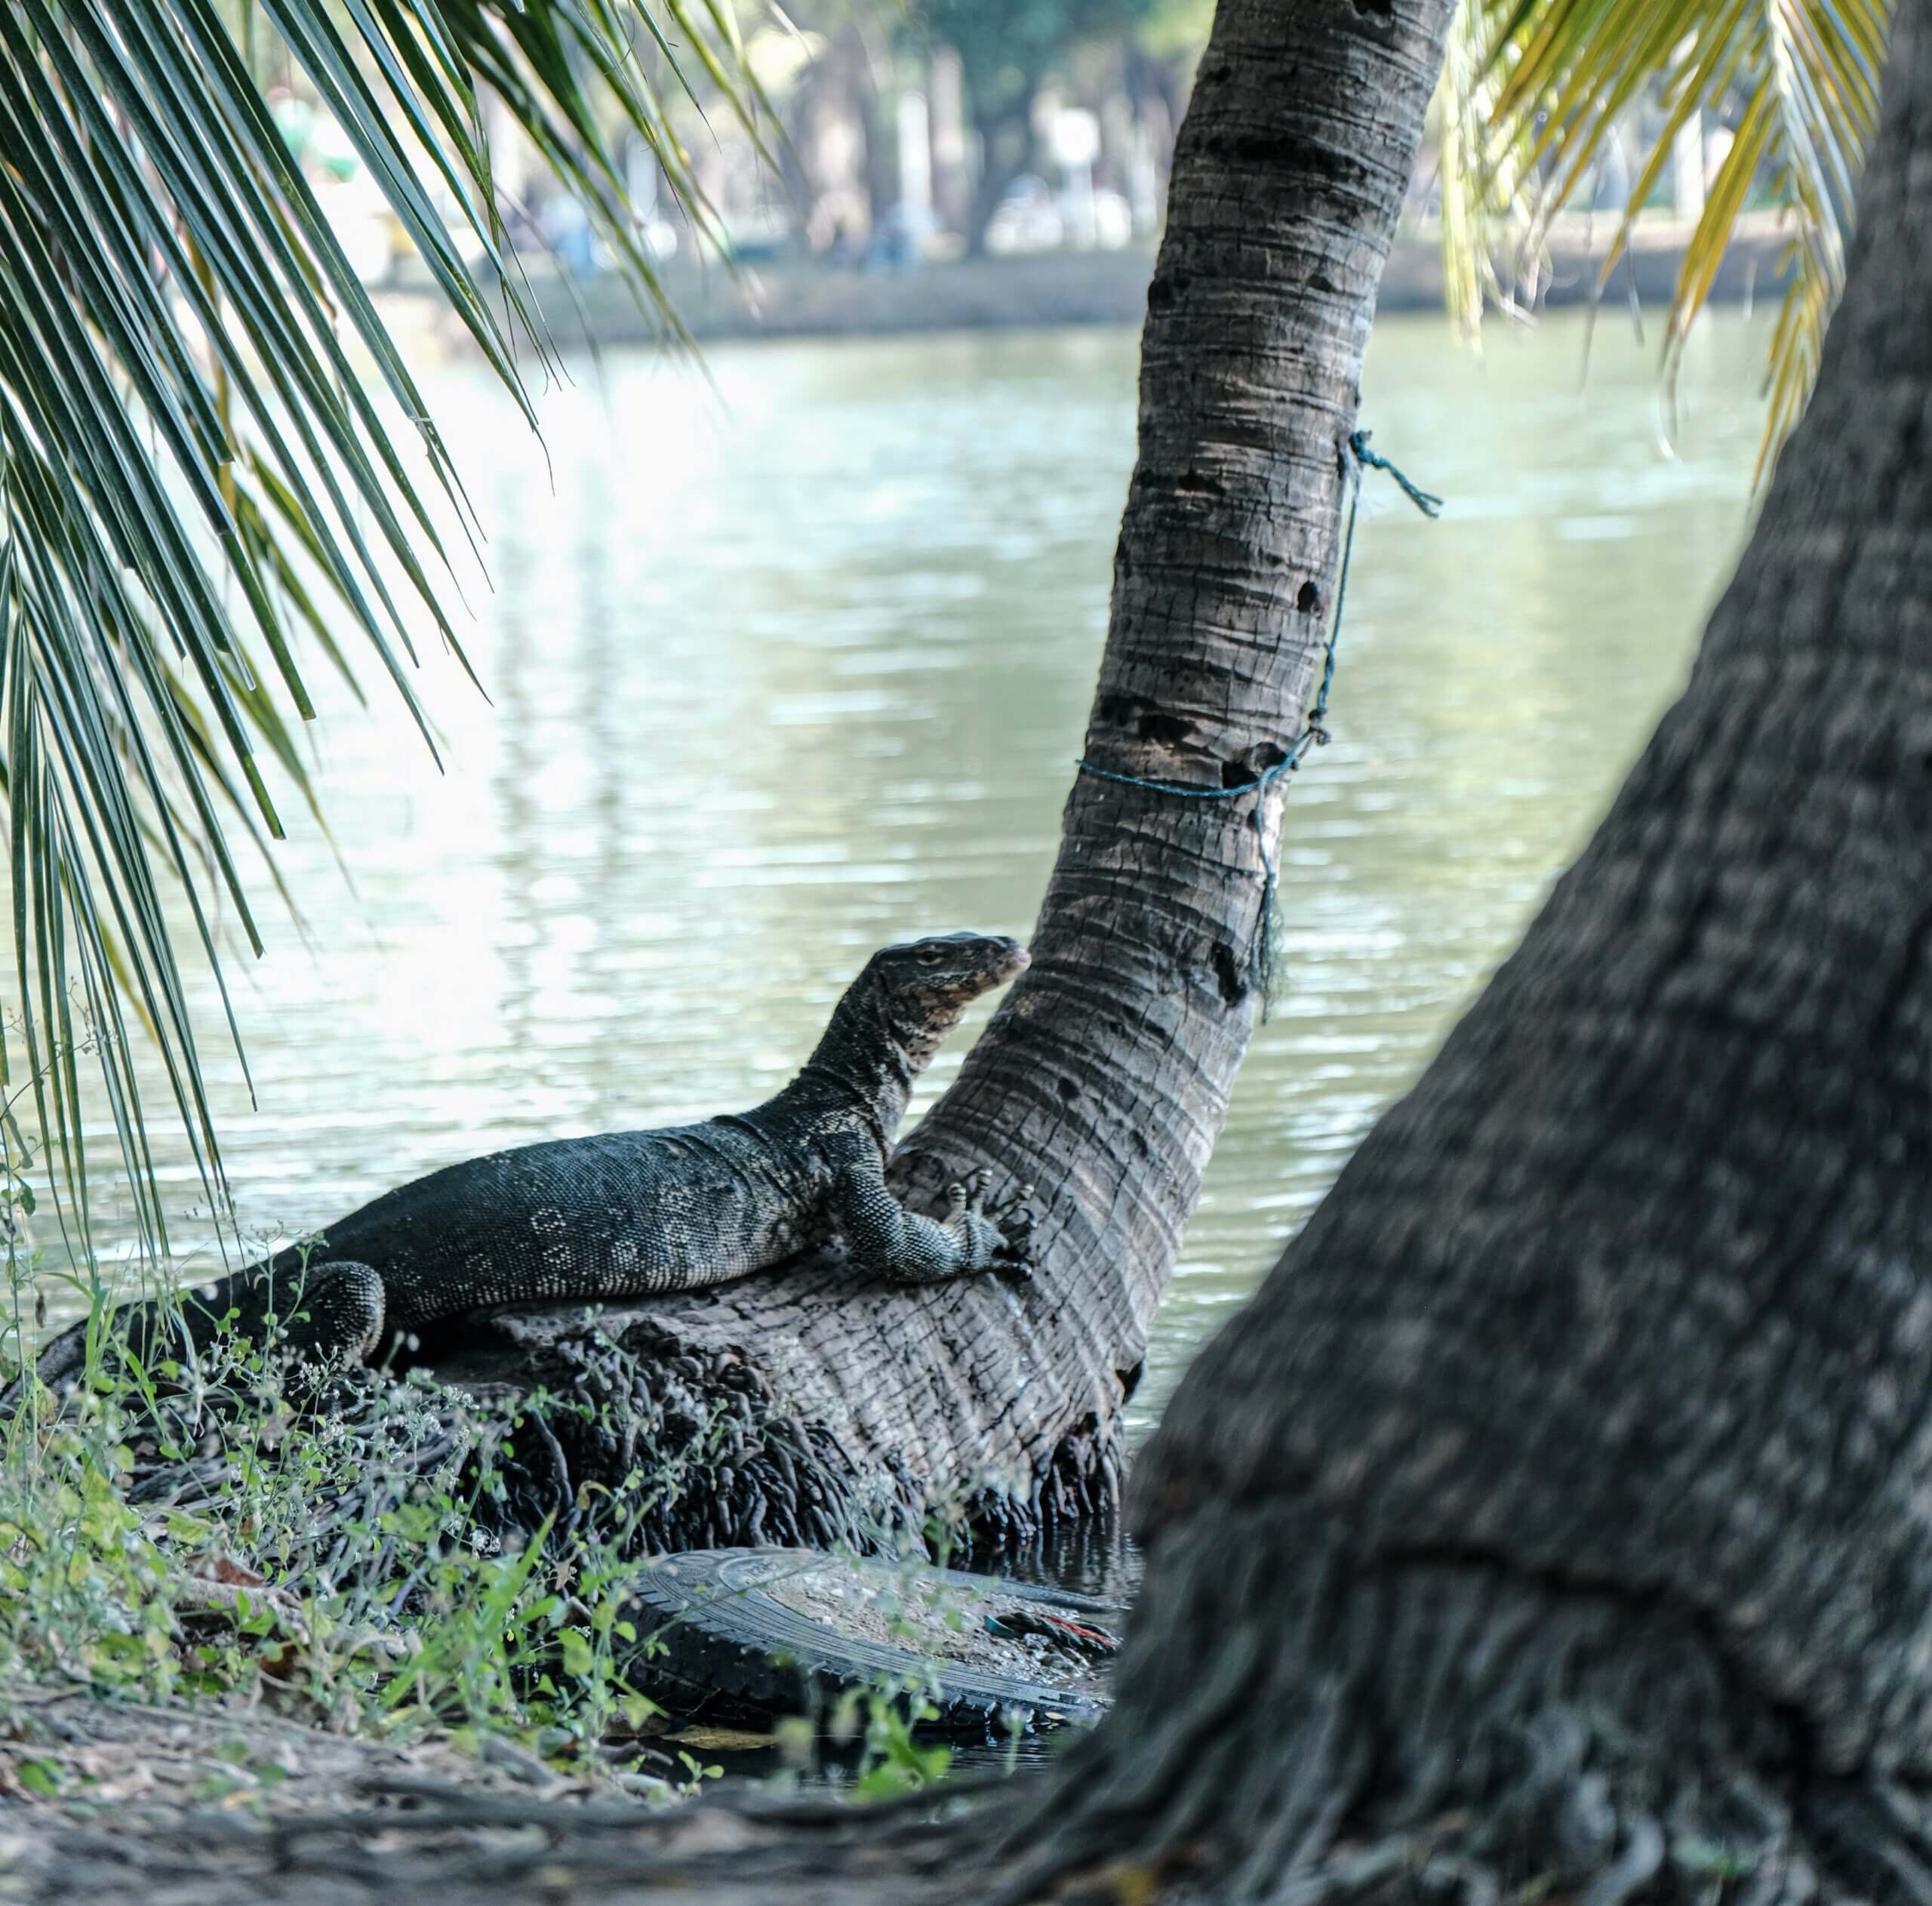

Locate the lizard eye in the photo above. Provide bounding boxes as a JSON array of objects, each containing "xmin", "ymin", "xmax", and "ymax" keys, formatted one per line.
[{"xmin": 915, "ymin": 948, "xmax": 944, "ymax": 966}]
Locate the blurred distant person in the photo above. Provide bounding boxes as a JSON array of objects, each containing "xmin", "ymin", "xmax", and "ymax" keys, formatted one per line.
[
  {"xmin": 541, "ymin": 192, "xmax": 598, "ymax": 279},
  {"xmin": 825, "ymin": 217, "xmax": 861, "ymax": 269},
  {"xmin": 863, "ymin": 202, "xmax": 928, "ymax": 273}
]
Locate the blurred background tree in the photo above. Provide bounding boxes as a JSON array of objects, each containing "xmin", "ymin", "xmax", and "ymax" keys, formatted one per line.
[{"xmin": 915, "ymin": 0, "xmax": 1170, "ymax": 251}]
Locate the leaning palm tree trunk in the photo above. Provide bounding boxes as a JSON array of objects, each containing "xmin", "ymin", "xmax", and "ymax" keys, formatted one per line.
[{"xmin": 454, "ymin": 0, "xmax": 1457, "ymax": 1547}]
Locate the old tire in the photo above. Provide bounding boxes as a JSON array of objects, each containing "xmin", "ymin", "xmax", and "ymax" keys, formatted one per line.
[{"xmin": 620, "ymin": 1547, "xmax": 1118, "ymax": 1736}]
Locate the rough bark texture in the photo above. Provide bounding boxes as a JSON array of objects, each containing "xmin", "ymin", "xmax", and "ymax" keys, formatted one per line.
[{"xmin": 443, "ymin": 0, "xmax": 1454, "ymax": 1550}]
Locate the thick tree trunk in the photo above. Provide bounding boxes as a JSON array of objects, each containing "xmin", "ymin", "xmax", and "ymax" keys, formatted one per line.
[{"xmin": 442, "ymin": 0, "xmax": 1454, "ymax": 1552}]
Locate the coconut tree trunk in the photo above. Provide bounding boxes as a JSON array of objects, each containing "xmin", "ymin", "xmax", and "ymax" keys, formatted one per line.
[{"xmin": 446, "ymin": 0, "xmax": 1455, "ymax": 1550}]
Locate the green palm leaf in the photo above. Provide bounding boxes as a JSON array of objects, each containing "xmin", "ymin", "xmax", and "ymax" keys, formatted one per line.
[
  {"xmin": 0, "ymin": 2, "xmax": 763, "ymax": 1270},
  {"xmin": 1440, "ymin": 0, "xmax": 1892, "ymax": 473},
  {"xmin": 1430, "ymin": 0, "xmax": 1541, "ymax": 334}
]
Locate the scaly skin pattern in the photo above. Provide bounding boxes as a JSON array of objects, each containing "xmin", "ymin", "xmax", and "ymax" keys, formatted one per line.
[{"xmin": 8, "ymin": 935, "xmax": 1035, "ymax": 1406}]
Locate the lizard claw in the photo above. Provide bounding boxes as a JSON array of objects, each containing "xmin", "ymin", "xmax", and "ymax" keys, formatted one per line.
[
  {"xmin": 993, "ymin": 1184, "xmax": 1038, "ymax": 1276},
  {"xmin": 993, "ymin": 1183, "xmax": 1037, "ymax": 1227}
]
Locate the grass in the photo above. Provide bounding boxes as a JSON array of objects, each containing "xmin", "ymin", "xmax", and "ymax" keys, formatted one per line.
[
  {"xmin": 0, "ymin": 1316, "xmax": 691, "ymax": 1784},
  {"xmin": 0, "ymin": 1223, "xmax": 985, "ymax": 1809}
]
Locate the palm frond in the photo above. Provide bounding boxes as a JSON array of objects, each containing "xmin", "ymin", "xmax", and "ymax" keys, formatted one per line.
[
  {"xmin": 0, "ymin": 2, "xmax": 767, "ymax": 1270},
  {"xmin": 1472, "ymin": 0, "xmax": 1892, "ymax": 473},
  {"xmin": 1431, "ymin": 0, "xmax": 1540, "ymax": 334}
]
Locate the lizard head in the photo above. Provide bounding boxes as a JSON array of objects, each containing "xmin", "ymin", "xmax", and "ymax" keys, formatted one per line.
[{"xmin": 866, "ymin": 931, "xmax": 1029, "ymax": 1070}]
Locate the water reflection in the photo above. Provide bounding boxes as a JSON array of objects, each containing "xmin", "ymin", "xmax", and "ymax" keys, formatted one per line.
[{"xmin": 64, "ymin": 314, "xmax": 1761, "ymax": 1436}]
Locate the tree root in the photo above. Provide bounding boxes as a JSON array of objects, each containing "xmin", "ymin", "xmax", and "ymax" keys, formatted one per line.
[
  {"xmin": 469, "ymin": 1323, "xmax": 903, "ymax": 1559},
  {"xmin": 24, "ymin": 1511, "xmax": 1932, "ymax": 1906},
  {"xmin": 59, "ymin": 1430, "xmax": 1932, "ymax": 1906},
  {"xmin": 17, "ymin": 1655, "xmax": 1932, "ymax": 1906},
  {"xmin": 0, "ymin": 1686, "xmax": 994, "ymax": 1906},
  {"xmin": 444, "ymin": 1301, "xmax": 1124, "ymax": 1560}
]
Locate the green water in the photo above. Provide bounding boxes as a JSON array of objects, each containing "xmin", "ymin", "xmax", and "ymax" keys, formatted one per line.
[{"xmin": 53, "ymin": 310, "xmax": 1766, "ymax": 1437}]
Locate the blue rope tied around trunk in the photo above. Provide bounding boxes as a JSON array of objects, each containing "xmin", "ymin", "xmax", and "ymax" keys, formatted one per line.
[{"xmin": 1075, "ymin": 429, "xmax": 1442, "ymax": 1014}]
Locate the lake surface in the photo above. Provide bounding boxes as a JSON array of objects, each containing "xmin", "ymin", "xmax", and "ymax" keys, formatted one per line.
[{"xmin": 43, "ymin": 309, "xmax": 1766, "ymax": 1440}]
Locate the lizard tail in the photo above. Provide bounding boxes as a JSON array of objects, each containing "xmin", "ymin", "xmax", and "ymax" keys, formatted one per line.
[{"xmin": 2, "ymin": 1259, "xmax": 386, "ymax": 1420}]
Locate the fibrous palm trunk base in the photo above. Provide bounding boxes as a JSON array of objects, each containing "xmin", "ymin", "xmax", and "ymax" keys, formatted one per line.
[
  {"xmin": 432, "ymin": 1310, "xmax": 1121, "ymax": 1562},
  {"xmin": 980, "ymin": 1507, "xmax": 1932, "ymax": 1905},
  {"xmin": 106, "ymin": 1326, "xmax": 901, "ymax": 1578}
]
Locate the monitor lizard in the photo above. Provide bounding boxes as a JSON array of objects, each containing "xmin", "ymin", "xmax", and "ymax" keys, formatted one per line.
[{"xmin": 5, "ymin": 932, "xmax": 1035, "ymax": 1409}]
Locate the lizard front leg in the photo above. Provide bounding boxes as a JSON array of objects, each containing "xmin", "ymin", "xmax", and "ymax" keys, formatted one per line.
[{"xmin": 828, "ymin": 1165, "xmax": 1035, "ymax": 1286}]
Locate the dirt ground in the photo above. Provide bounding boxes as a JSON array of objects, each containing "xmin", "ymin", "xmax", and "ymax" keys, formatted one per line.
[{"xmin": 0, "ymin": 1685, "xmax": 997, "ymax": 1905}]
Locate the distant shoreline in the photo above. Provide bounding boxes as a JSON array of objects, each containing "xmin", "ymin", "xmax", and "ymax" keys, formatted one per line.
[{"xmin": 380, "ymin": 214, "xmax": 1786, "ymax": 351}]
